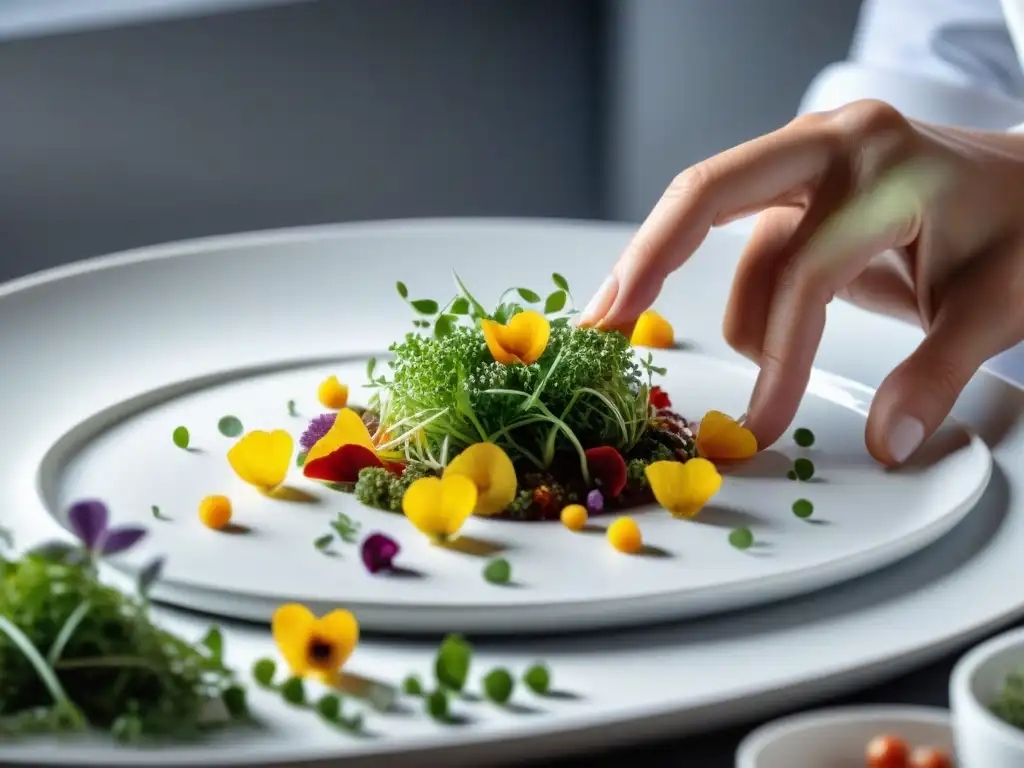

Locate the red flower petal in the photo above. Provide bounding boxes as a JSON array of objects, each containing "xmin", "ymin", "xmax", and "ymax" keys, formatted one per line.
[
  {"xmin": 304, "ymin": 444, "xmax": 383, "ymax": 483},
  {"xmin": 650, "ymin": 386, "xmax": 672, "ymax": 411},
  {"xmin": 584, "ymin": 446, "xmax": 627, "ymax": 498}
]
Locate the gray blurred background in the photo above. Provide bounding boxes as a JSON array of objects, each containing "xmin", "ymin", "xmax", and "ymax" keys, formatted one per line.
[{"xmin": 0, "ymin": 0, "xmax": 861, "ymax": 282}]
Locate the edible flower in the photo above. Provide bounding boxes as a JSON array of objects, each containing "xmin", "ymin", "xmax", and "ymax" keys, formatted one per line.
[
  {"xmin": 584, "ymin": 446, "xmax": 627, "ymax": 498},
  {"xmin": 271, "ymin": 603, "xmax": 359, "ymax": 681},
  {"xmin": 695, "ymin": 410, "xmax": 758, "ymax": 461},
  {"xmin": 607, "ymin": 517, "xmax": 643, "ymax": 554},
  {"xmin": 299, "ymin": 412, "xmax": 337, "ymax": 452},
  {"xmin": 481, "ymin": 310, "xmax": 550, "ymax": 365},
  {"xmin": 645, "ymin": 458, "xmax": 722, "ymax": 519},
  {"xmin": 560, "ymin": 504, "xmax": 588, "ymax": 531},
  {"xmin": 649, "ymin": 386, "xmax": 672, "ymax": 411},
  {"xmin": 227, "ymin": 430, "xmax": 294, "ymax": 491},
  {"xmin": 303, "ymin": 408, "xmax": 404, "ymax": 484},
  {"xmin": 67, "ymin": 499, "xmax": 147, "ymax": 555},
  {"xmin": 630, "ymin": 310, "xmax": 674, "ymax": 349},
  {"xmin": 586, "ymin": 488, "xmax": 604, "ymax": 513},
  {"xmin": 317, "ymin": 376, "xmax": 349, "ymax": 410},
  {"xmin": 361, "ymin": 533, "xmax": 400, "ymax": 574},
  {"xmin": 402, "ymin": 474, "xmax": 478, "ymax": 541},
  {"xmin": 443, "ymin": 442, "xmax": 517, "ymax": 516}
]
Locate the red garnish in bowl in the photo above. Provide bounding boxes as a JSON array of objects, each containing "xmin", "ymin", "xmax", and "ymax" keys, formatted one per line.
[
  {"xmin": 650, "ymin": 386, "xmax": 672, "ymax": 410},
  {"xmin": 584, "ymin": 446, "xmax": 627, "ymax": 498},
  {"xmin": 304, "ymin": 444, "xmax": 384, "ymax": 483}
]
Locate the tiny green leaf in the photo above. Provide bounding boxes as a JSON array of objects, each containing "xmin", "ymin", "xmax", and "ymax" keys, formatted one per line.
[
  {"xmin": 217, "ymin": 415, "xmax": 244, "ymax": 438},
  {"xmin": 483, "ymin": 558, "xmax": 512, "ymax": 585},
  {"xmin": 296, "ymin": 452, "xmax": 307, "ymax": 468},
  {"xmin": 793, "ymin": 427, "xmax": 815, "ymax": 448},
  {"xmin": 516, "ymin": 288, "xmax": 541, "ymax": 303},
  {"xmin": 222, "ymin": 685, "xmax": 249, "ymax": 718},
  {"xmin": 252, "ymin": 658, "xmax": 277, "ymax": 687},
  {"xmin": 280, "ymin": 676, "xmax": 306, "ymax": 705},
  {"xmin": 729, "ymin": 527, "xmax": 755, "ymax": 550},
  {"xmin": 793, "ymin": 458, "xmax": 815, "ymax": 481},
  {"xmin": 792, "ymin": 499, "xmax": 814, "ymax": 519},
  {"xmin": 172, "ymin": 426, "xmax": 190, "ymax": 449},
  {"xmin": 787, "ymin": 470, "xmax": 797, "ymax": 481},
  {"xmin": 435, "ymin": 314, "xmax": 456, "ymax": 339},
  {"xmin": 314, "ymin": 534, "xmax": 334, "ymax": 552},
  {"xmin": 426, "ymin": 689, "xmax": 449, "ymax": 721},
  {"xmin": 402, "ymin": 675, "xmax": 424, "ymax": 696},
  {"xmin": 435, "ymin": 634, "xmax": 472, "ymax": 692},
  {"xmin": 201, "ymin": 626, "xmax": 224, "ymax": 661},
  {"xmin": 396, "ymin": 281, "xmax": 409, "ymax": 299},
  {"xmin": 366, "ymin": 357, "xmax": 377, "ymax": 380},
  {"xmin": 316, "ymin": 693, "xmax": 342, "ymax": 722},
  {"xmin": 523, "ymin": 664, "xmax": 551, "ymax": 695},
  {"xmin": 483, "ymin": 668, "xmax": 514, "ymax": 704},
  {"xmin": 552, "ymin": 273, "xmax": 569, "ymax": 292},
  {"xmin": 544, "ymin": 290, "xmax": 567, "ymax": 314},
  {"xmin": 287, "ymin": 399, "xmax": 297, "ymax": 417},
  {"xmin": 411, "ymin": 299, "xmax": 439, "ymax": 315},
  {"xmin": 451, "ymin": 296, "xmax": 470, "ymax": 315},
  {"xmin": 150, "ymin": 505, "xmax": 169, "ymax": 521}
]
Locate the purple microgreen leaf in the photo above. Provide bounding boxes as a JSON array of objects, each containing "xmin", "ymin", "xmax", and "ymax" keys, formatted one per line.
[
  {"xmin": 137, "ymin": 556, "xmax": 165, "ymax": 595},
  {"xmin": 361, "ymin": 532, "xmax": 400, "ymax": 574},
  {"xmin": 67, "ymin": 499, "xmax": 109, "ymax": 549},
  {"xmin": 100, "ymin": 526, "xmax": 148, "ymax": 556}
]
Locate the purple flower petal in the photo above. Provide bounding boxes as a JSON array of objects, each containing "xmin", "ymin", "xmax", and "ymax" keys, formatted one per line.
[
  {"xmin": 361, "ymin": 532, "xmax": 400, "ymax": 574},
  {"xmin": 100, "ymin": 526, "xmax": 148, "ymax": 556},
  {"xmin": 300, "ymin": 413, "xmax": 338, "ymax": 452},
  {"xmin": 586, "ymin": 489, "xmax": 604, "ymax": 513},
  {"xmin": 67, "ymin": 500, "xmax": 109, "ymax": 549}
]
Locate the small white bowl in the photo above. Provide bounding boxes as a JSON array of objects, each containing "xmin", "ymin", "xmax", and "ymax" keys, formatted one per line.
[
  {"xmin": 951, "ymin": 626, "xmax": 1024, "ymax": 767},
  {"xmin": 736, "ymin": 706, "xmax": 954, "ymax": 768}
]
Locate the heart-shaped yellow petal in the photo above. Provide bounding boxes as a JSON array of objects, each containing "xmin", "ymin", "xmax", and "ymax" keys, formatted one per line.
[
  {"xmin": 630, "ymin": 310, "xmax": 674, "ymax": 349},
  {"xmin": 314, "ymin": 608, "xmax": 360, "ymax": 669},
  {"xmin": 402, "ymin": 474, "xmax": 478, "ymax": 539},
  {"xmin": 645, "ymin": 458, "xmax": 722, "ymax": 519},
  {"xmin": 443, "ymin": 442, "xmax": 517, "ymax": 516},
  {"xmin": 305, "ymin": 407, "xmax": 376, "ymax": 465},
  {"xmin": 481, "ymin": 310, "xmax": 550, "ymax": 365},
  {"xmin": 227, "ymin": 429, "xmax": 293, "ymax": 490},
  {"xmin": 271, "ymin": 603, "xmax": 359, "ymax": 679},
  {"xmin": 271, "ymin": 603, "xmax": 317, "ymax": 676},
  {"xmin": 695, "ymin": 410, "xmax": 758, "ymax": 461}
]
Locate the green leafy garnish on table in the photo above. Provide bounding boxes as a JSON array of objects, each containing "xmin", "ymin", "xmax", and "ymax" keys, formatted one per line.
[
  {"xmin": 287, "ymin": 399, "xmax": 297, "ymax": 417},
  {"xmin": 217, "ymin": 415, "xmax": 244, "ymax": 438},
  {"xmin": 150, "ymin": 505, "xmax": 170, "ymax": 521},
  {"xmin": 435, "ymin": 634, "xmax": 472, "ymax": 693},
  {"xmin": 792, "ymin": 499, "xmax": 814, "ymax": 519},
  {"xmin": 426, "ymin": 689, "xmax": 449, "ymax": 721},
  {"xmin": 523, "ymin": 664, "xmax": 551, "ymax": 696},
  {"xmin": 402, "ymin": 674, "xmax": 423, "ymax": 696},
  {"xmin": 793, "ymin": 427, "xmax": 815, "ymax": 448},
  {"xmin": 793, "ymin": 458, "xmax": 815, "ymax": 481},
  {"xmin": 172, "ymin": 426, "xmax": 190, "ymax": 449},
  {"xmin": 250, "ymin": 658, "xmax": 363, "ymax": 732},
  {"xmin": 483, "ymin": 668, "xmax": 514, "ymax": 704},
  {"xmin": 330, "ymin": 514, "xmax": 360, "ymax": 544},
  {"xmin": 728, "ymin": 527, "xmax": 754, "ymax": 550},
  {"xmin": 313, "ymin": 534, "xmax": 334, "ymax": 554},
  {"xmin": 483, "ymin": 558, "xmax": 512, "ymax": 585}
]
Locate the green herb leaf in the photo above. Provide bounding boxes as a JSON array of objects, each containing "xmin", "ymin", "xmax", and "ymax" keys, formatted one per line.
[
  {"xmin": 296, "ymin": 451, "xmax": 307, "ymax": 468},
  {"xmin": 453, "ymin": 271, "xmax": 490, "ymax": 318},
  {"xmin": 402, "ymin": 675, "xmax": 424, "ymax": 696},
  {"xmin": 786, "ymin": 470, "xmax": 797, "ymax": 481},
  {"xmin": 280, "ymin": 676, "xmax": 306, "ymax": 705},
  {"xmin": 411, "ymin": 299, "xmax": 439, "ymax": 315},
  {"xmin": 314, "ymin": 534, "xmax": 334, "ymax": 552},
  {"xmin": 544, "ymin": 290, "xmax": 567, "ymax": 314},
  {"xmin": 396, "ymin": 281, "xmax": 409, "ymax": 299},
  {"xmin": 792, "ymin": 499, "xmax": 814, "ymax": 519},
  {"xmin": 729, "ymin": 527, "xmax": 755, "ymax": 550},
  {"xmin": 483, "ymin": 668, "xmax": 514, "ymax": 704},
  {"xmin": 150, "ymin": 505, "xmax": 169, "ymax": 521},
  {"xmin": 287, "ymin": 399, "xmax": 297, "ymax": 417},
  {"xmin": 435, "ymin": 314, "xmax": 457, "ymax": 339},
  {"xmin": 217, "ymin": 415, "xmax": 244, "ymax": 438},
  {"xmin": 552, "ymin": 273, "xmax": 569, "ymax": 292},
  {"xmin": 222, "ymin": 685, "xmax": 249, "ymax": 718},
  {"xmin": 252, "ymin": 658, "xmax": 277, "ymax": 687},
  {"xmin": 451, "ymin": 297, "xmax": 470, "ymax": 315},
  {"xmin": 366, "ymin": 357, "xmax": 377, "ymax": 380},
  {"xmin": 793, "ymin": 427, "xmax": 815, "ymax": 448},
  {"xmin": 316, "ymin": 693, "xmax": 342, "ymax": 722},
  {"xmin": 435, "ymin": 634, "xmax": 472, "ymax": 692},
  {"xmin": 426, "ymin": 689, "xmax": 449, "ymax": 721},
  {"xmin": 516, "ymin": 288, "xmax": 541, "ymax": 303},
  {"xmin": 793, "ymin": 458, "xmax": 815, "ymax": 481},
  {"xmin": 200, "ymin": 627, "xmax": 224, "ymax": 662},
  {"xmin": 523, "ymin": 664, "xmax": 551, "ymax": 695},
  {"xmin": 414, "ymin": 319, "xmax": 431, "ymax": 328},
  {"xmin": 172, "ymin": 426, "xmax": 190, "ymax": 449},
  {"xmin": 483, "ymin": 558, "xmax": 512, "ymax": 585}
]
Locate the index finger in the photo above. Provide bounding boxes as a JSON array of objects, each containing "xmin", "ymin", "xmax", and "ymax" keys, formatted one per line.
[{"xmin": 578, "ymin": 120, "xmax": 836, "ymax": 330}]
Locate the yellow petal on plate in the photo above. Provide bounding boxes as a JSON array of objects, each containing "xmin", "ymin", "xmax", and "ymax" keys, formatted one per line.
[
  {"xmin": 402, "ymin": 474, "xmax": 478, "ymax": 538},
  {"xmin": 444, "ymin": 442, "xmax": 518, "ymax": 516},
  {"xmin": 271, "ymin": 603, "xmax": 316, "ymax": 677},
  {"xmin": 481, "ymin": 319, "xmax": 519, "ymax": 365},
  {"xmin": 314, "ymin": 609, "xmax": 360, "ymax": 669},
  {"xmin": 630, "ymin": 310, "xmax": 675, "ymax": 349},
  {"xmin": 305, "ymin": 407, "xmax": 375, "ymax": 465},
  {"xmin": 695, "ymin": 410, "xmax": 758, "ymax": 461},
  {"xmin": 645, "ymin": 458, "xmax": 723, "ymax": 519},
  {"xmin": 481, "ymin": 310, "xmax": 550, "ymax": 365},
  {"xmin": 227, "ymin": 429, "xmax": 294, "ymax": 490}
]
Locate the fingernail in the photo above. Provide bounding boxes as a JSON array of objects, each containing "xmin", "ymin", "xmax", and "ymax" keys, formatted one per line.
[
  {"xmin": 887, "ymin": 414, "xmax": 924, "ymax": 463},
  {"xmin": 579, "ymin": 276, "xmax": 617, "ymax": 326}
]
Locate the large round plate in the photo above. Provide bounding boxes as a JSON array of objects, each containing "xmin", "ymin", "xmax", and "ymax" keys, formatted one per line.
[
  {"xmin": 40, "ymin": 348, "xmax": 988, "ymax": 634},
  {"xmin": 0, "ymin": 219, "xmax": 1020, "ymax": 767}
]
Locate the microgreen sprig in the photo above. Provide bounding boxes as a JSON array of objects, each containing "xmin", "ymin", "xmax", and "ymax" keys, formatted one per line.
[{"xmin": 251, "ymin": 658, "xmax": 364, "ymax": 733}]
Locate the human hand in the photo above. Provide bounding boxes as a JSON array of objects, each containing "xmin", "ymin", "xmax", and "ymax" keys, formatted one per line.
[{"xmin": 579, "ymin": 100, "xmax": 1024, "ymax": 465}]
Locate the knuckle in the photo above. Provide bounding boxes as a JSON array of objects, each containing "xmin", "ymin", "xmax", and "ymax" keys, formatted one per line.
[
  {"xmin": 664, "ymin": 163, "xmax": 713, "ymax": 203},
  {"xmin": 831, "ymin": 99, "xmax": 908, "ymax": 138}
]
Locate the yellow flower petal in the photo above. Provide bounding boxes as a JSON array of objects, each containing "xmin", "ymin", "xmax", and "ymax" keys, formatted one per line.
[
  {"xmin": 481, "ymin": 310, "xmax": 550, "ymax": 365},
  {"xmin": 695, "ymin": 410, "xmax": 758, "ymax": 460},
  {"xmin": 317, "ymin": 376, "xmax": 350, "ymax": 410},
  {"xmin": 402, "ymin": 474, "xmax": 478, "ymax": 539},
  {"xmin": 630, "ymin": 310, "xmax": 675, "ymax": 349},
  {"xmin": 443, "ymin": 442, "xmax": 517, "ymax": 516},
  {"xmin": 305, "ymin": 408, "xmax": 376, "ymax": 465},
  {"xmin": 313, "ymin": 609, "xmax": 360, "ymax": 670},
  {"xmin": 227, "ymin": 430, "xmax": 293, "ymax": 490},
  {"xmin": 272, "ymin": 603, "xmax": 316, "ymax": 677},
  {"xmin": 645, "ymin": 458, "xmax": 722, "ymax": 519}
]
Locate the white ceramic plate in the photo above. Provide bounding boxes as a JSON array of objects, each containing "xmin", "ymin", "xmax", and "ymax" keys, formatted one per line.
[
  {"xmin": 736, "ymin": 706, "xmax": 955, "ymax": 768},
  {"xmin": 39, "ymin": 345, "xmax": 989, "ymax": 633},
  {"xmin": 0, "ymin": 219, "xmax": 1021, "ymax": 767}
]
